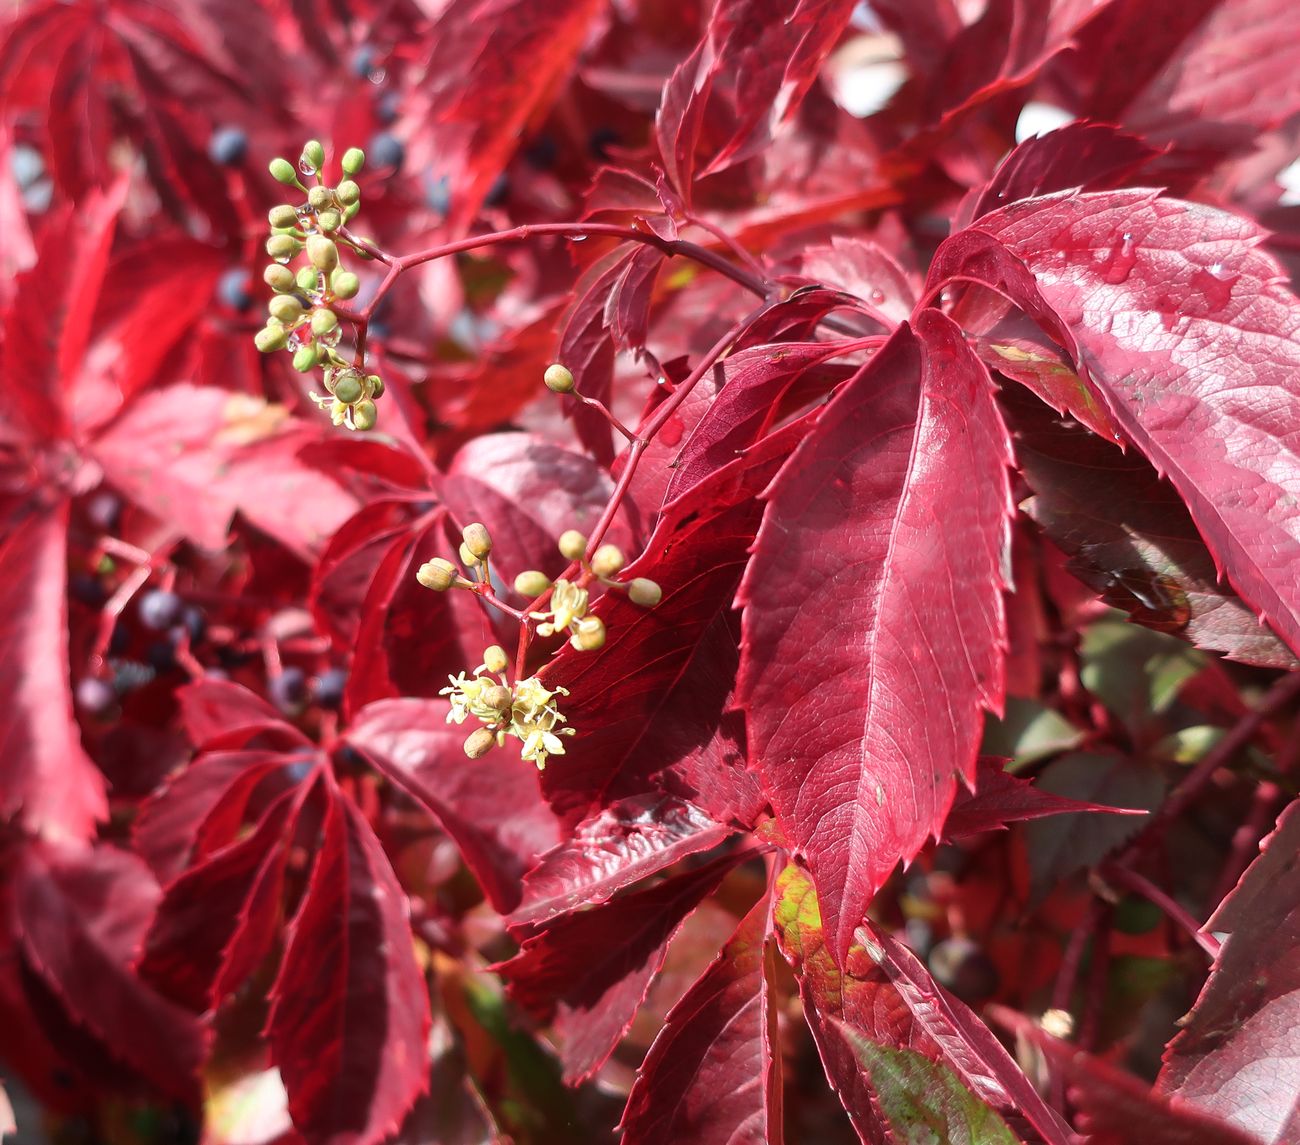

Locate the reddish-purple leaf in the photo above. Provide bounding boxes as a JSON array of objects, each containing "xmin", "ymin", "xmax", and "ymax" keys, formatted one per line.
[
  {"xmin": 964, "ymin": 190, "xmax": 1300, "ymax": 658},
  {"xmin": 773, "ymin": 864, "xmax": 1070, "ymax": 1145},
  {"xmin": 738, "ymin": 312, "xmax": 1013, "ymax": 963},
  {"xmin": 139, "ymin": 774, "xmax": 320, "ymax": 1012},
  {"xmin": 345, "ymin": 698, "xmax": 561, "ymax": 915},
  {"xmin": 943, "ymin": 756, "xmax": 1146, "ymax": 841},
  {"xmin": 1004, "ymin": 384, "xmax": 1299, "ymax": 669},
  {"xmin": 662, "ymin": 340, "xmax": 861, "ymax": 510},
  {"xmin": 496, "ymin": 850, "xmax": 748, "ymax": 1084},
  {"xmin": 417, "ymin": 0, "xmax": 604, "ymax": 232},
  {"xmin": 655, "ymin": 0, "xmax": 860, "ymax": 190},
  {"xmin": 0, "ymin": 507, "xmax": 107, "ymax": 842},
  {"xmin": 12, "ymin": 842, "xmax": 207, "ymax": 1099},
  {"xmin": 795, "ymin": 237, "xmax": 919, "ymax": 329},
  {"xmin": 619, "ymin": 893, "xmax": 782, "ymax": 1145},
  {"xmin": 1159, "ymin": 796, "xmax": 1300, "ymax": 1144},
  {"xmin": 511, "ymin": 795, "xmax": 735, "ymax": 928},
  {"xmin": 177, "ymin": 678, "xmax": 307, "ymax": 752},
  {"xmin": 991, "ymin": 1008, "xmax": 1262, "ymax": 1145},
  {"xmin": 267, "ymin": 785, "xmax": 431, "ymax": 1145}
]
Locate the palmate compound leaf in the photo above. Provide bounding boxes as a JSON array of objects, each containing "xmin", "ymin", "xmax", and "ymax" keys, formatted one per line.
[
  {"xmin": 618, "ymin": 892, "xmax": 782, "ymax": 1145},
  {"xmin": 933, "ymin": 189, "xmax": 1300, "ymax": 660},
  {"xmin": 266, "ymin": 777, "xmax": 430, "ymax": 1145},
  {"xmin": 773, "ymin": 865, "xmax": 1069, "ymax": 1145},
  {"xmin": 738, "ymin": 311, "xmax": 1013, "ymax": 965},
  {"xmin": 1158, "ymin": 796, "xmax": 1300, "ymax": 1143}
]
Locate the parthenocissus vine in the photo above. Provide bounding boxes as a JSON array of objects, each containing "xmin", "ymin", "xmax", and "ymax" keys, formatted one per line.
[{"xmin": 255, "ymin": 141, "xmax": 667, "ymax": 768}]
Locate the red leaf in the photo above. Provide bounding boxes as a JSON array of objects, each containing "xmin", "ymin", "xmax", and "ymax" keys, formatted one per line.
[
  {"xmin": 418, "ymin": 0, "xmax": 605, "ymax": 232},
  {"xmin": 511, "ymin": 795, "xmax": 735, "ymax": 928},
  {"xmin": 795, "ymin": 238, "xmax": 919, "ymax": 329},
  {"xmin": 773, "ymin": 864, "xmax": 1069, "ymax": 1145},
  {"xmin": 139, "ymin": 773, "xmax": 321, "ymax": 1012},
  {"xmin": 496, "ymin": 850, "xmax": 748, "ymax": 1084},
  {"xmin": 738, "ymin": 312, "xmax": 1013, "ymax": 963},
  {"xmin": 619, "ymin": 893, "xmax": 782, "ymax": 1145},
  {"xmin": 267, "ymin": 784, "xmax": 431, "ymax": 1145},
  {"xmin": 12, "ymin": 842, "xmax": 207, "ymax": 1099},
  {"xmin": 967, "ymin": 190, "xmax": 1300, "ymax": 657},
  {"xmin": 0, "ymin": 506, "xmax": 107, "ymax": 842},
  {"xmin": 1003, "ymin": 384, "xmax": 1299, "ymax": 669},
  {"xmin": 943, "ymin": 757, "xmax": 1146, "ymax": 841},
  {"xmin": 991, "ymin": 1008, "xmax": 1262, "ymax": 1145},
  {"xmin": 655, "ymin": 0, "xmax": 860, "ymax": 191},
  {"xmin": 1159, "ymin": 796, "xmax": 1300, "ymax": 1144},
  {"xmin": 344, "ymin": 699, "xmax": 561, "ymax": 915},
  {"xmin": 177, "ymin": 678, "xmax": 307, "ymax": 752},
  {"xmin": 90, "ymin": 386, "xmax": 359, "ymax": 559}
]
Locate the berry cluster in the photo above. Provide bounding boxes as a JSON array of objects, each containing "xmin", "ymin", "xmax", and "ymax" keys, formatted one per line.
[
  {"xmin": 255, "ymin": 140, "xmax": 384, "ymax": 430},
  {"xmin": 418, "ymin": 519, "xmax": 662, "ymax": 768}
]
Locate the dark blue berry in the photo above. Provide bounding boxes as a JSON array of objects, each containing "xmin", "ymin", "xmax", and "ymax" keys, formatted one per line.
[
  {"xmin": 180, "ymin": 605, "xmax": 207, "ymax": 643},
  {"xmin": 138, "ymin": 589, "xmax": 183, "ymax": 631},
  {"xmin": 351, "ymin": 45, "xmax": 377, "ymax": 78},
  {"xmin": 368, "ymin": 132, "xmax": 404, "ymax": 171},
  {"xmin": 208, "ymin": 126, "xmax": 248, "ymax": 167},
  {"xmin": 376, "ymin": 92, "xmax": 401, "ymax": 126},
  {"xmin": 10, "ymin": 143, "xmax": 44, "ymax": 189},
  {"xmin": 312, "ymin": 667, "xmax": 348, "ymax": 710},
  {"xmin": 217, "ymin": 267, "xmax": 253, "ymax": 312},
  {"xmin": 269, "ymin": 666, "xmax": 309, "ymax": 715},
  {"xmin": 75, "ymin": 677, "xmax": 116, "ymax": 717},
  {"xmin": 69, "ymin": 572, "xmax": 107, "ymax": 607},
  {"xmin": 523, "ymin": 134, "xmax": 558, "ymax": 170},
  {"xmin": 588, "ymin": 127, "xmax": 620, "ymax": 161},
  {"xmin": 425, "ymin": 173, "xmax": 451, "ymax": 217},
  {"xmin": 85, "ymin": 489, "xmax": 122, "ymax": 532},
  {"xmin": 484, "ymin": 173, "xmax": 508, "ymax": 207},
  {"xmin": 147, "ymin": 640, "xmax": 178, "ymax": 672}
]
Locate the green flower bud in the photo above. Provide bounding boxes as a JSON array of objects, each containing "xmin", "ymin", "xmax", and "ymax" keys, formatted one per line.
[
  {"xmin": 333, "ymin": 372, "xmax": 364, "ymax": 404},
  {"xmin": 417, "ymin": 557, "xmax": 457, "ymax": 591},
  {"xmin": 482, "ymin": 645, "xmax": 510, "ymax": 674},
  {"xmin": 337, "ymin": 180, "xmax": 361, "ymax": 205},
  {"xmin": 342, "ymin": 201, "xmax": 361, "ymax": 222},
  {"xmin": 263, "ymin": 264, "xmax": 295, "ymax": 292},
  {"xmin": 513, "ymin": 569, "xmax": 551, "ymax": 598},
  {"xmin": 558, "ymin": 529, "xmax": 587, "ymax": 561},
  {"xmin": 306, "ymin": 235, "xmax": 339, "ymax": 272},
  {"xmin": 296, "ymin": 266, "xmax": 320, "ymax": 292},
  {"xmin": 483, "ymin": 684, "xmax": 513, "ymax": 711},
  {"xmin": 330, "ymin": 269, "xmax": 360, "ymax": 299},
  {"xmin": 591, "ymin": 544, "xmax": 624, "ymax": 578},
  {"xmin": 301, "ymin": 140, "xmax": 325, "ymax": 173},
  {"xmin": 544, "ymin": 363, "xmax": 576, "ymax": 393},
  {"xmin": 265, "ymin": 234, "xmax": 301, "ymax": 262},
  {"xmin": 627, "ymin": 578, "xmax": 662, "ymax": 607},
  {"xmin": 351, "ymin": 398, "xmax": 377, "ymax": 430},
  {"xmin": 463, "ymin": 726, "xmax": 497, "ymax": 759},
  {"xmin": 462, "ymin": 522, "xmax": 492, "ymax": 560},
  {"xmin": 311, "ymin": 308, "xmax": 338, "ymax": 336},
  {"xmin": 269, "ymin": 157, "xmax": 300, "ymax": 186},
  {"xmin": 292, "ymin": 343, "xmax": 319, "ymax": 372},
  {"xmin": 317, "ymin": 209, "xmax": 342, "ymax": 233},
  {"xmin": 570, "ymin": 616, "xmax": 606, "ymax": 651},
  {"xmin": 368, "ymin": 375, "xmax": 385, "ymax": 397},
  {"xmin": 458, "ymin": 542, "xmax": 481, "ymax": 568},
  {"xmin": 307, "ymin": 185, "xmax": 334, "ymax": 211},
  {"xmin": 254, "ymin": 324, "xmax": 288, "ymax": 353},
  {"xmin": 342, "ymin": 148, "xmax": 365, "ymax": 174},
  {"xmin": 268, "ymin": 295, "xmax": 304, "ymax": 324},
  {"xmin": 268, "ymin": 203, "xmax": 300, "ymax": 229}
]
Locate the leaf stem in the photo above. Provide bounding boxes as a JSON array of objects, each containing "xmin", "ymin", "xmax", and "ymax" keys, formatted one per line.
[{"xmin": 1100, "ymin": 863, "xmax": 1220, "ymax": 959}]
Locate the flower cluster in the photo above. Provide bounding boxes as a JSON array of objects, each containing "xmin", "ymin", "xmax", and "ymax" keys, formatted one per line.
[
  {"xmin": 440, "ymin": 647, "xmax": 573, "ymax": 770},
  {"xmin": 254, "ymin": 139, "xmax": 384, "ymax": 430}
]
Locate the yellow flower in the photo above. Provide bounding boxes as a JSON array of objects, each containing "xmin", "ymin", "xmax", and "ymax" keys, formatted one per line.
[{"xmin": 531, "ymin": 579, "xmax": 588, "ymax": 637}]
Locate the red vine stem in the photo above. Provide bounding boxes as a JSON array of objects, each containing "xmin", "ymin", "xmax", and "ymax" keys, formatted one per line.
[{"xmin": 1100, "ymin": 863, "xmax": 1221, "ymax": 959}]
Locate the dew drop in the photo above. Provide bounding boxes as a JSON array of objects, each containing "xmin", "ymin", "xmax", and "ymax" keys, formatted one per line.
[
  {"xmin": 570, "ymin": 232, "xmax": 588, "ymax": 242},
  {"xmin": 869, "ymin": 288, "xmax": 885, "ymax": 305},
  {"xmin": 298, "ymin": 156, "xmax": 316, "ymax": 176},
  {"xmin": 368, "ymin": 67, "xmax": 387, "ymax": 85},
  {"xmin": 286, "ymin": 333, "xmax": 301, "ymax": 351},
  {"xmin": 1100, "ymin": 231, "xmax": 1137, "ymax": 284}
]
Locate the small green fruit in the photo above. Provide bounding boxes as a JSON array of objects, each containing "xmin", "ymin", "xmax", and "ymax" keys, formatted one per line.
[
  {"xmin": 268, "ymin": 295, "xmax": 304, "ymax": 324},
  {"xmin": 557, "ymin": 529, "xmax": 587, "ymax": 561},
  {"xmin": 265, "ymin": 234, "xmax": 301, "ymax": 261},
  {"xmin": 458, "ymin": 542, "xmax": 481, "ymax": 568},
  {"xmin": 316, "ymin": 209, "xmax": 342, "ymax": 233},
  {"xmin": 296, "ymin": 266, "xmax": 320, "ymax": 292},
  {"xmin": 342, "ymin": 148, "xmax": 365, "ymax": 174},
  {"xmin": 301, "ymin": 140, "xmax": 325, "ymax": 172},
  {"xmin": 337, "ymin": 180, "xmax": 361, "ymax": 205},
  {"xmin": 332, "ymin": 373, "xmax": 364, "ymax": 404},
  {"xmin": 351, "ymin": 398, "xmax": 377, "ymax": 430},
  {"xmin": 268, "ymin": 157, "xmax": 299, "ymax": 185},
  {"xmin": 306, "ymin": 235, "xmax": 338, "ymax": 272},
  {"xmin": 482, "ymin": 645, "xmax": 510, "ymax": 674},
  {"xmin": 463, "ymin": 726, "xmax": 497, "ymax": 759},
  {"xmin": 416, "ymin": 557, "xmax": 458, "ymax": 591},
  {"xmin": 308, "ymin": 185, "xmax": 334, "ymax": 211},
  {"xmin": 627, "ymin": 578, "xmax": 662, "ymax": 608},
  {"xmin": 263, "ymin": 264, "xmax": 295, "ymax": 292},
  {"xmin": 590, "ymin": 544, "xmax": 624, "ymax": 578},
  {"xmin": 462, "ymin": 522, "xmax": 492, "ymax": 560},
  {"xmin": 254, "ymin": 324, "xmax": 288, "ymax": 353},
  {"xmin": 330, "ymin": 269, "xmax": 360, "ymax": 299},
  {"xmin": 483, "ymin": 684, "xmax": 513, "ymax": 711},
  {"xmin": 293, "ymin": 343, "xmax": 319, "ymax": 372},
  {"xmin": 311, "ymin": 308, "xmax": 338, "ymax": 337},
  {"xmin": 513, "ymin": 569, "xmax": 551, "ymax": 597},
  {"xmin": 543, "ymin": 363, "xmax": 575, "ymax": 393},
  {"xmin": 368, "ymin": 375, "xmax": 384, "ymax": 397},
  {"xmin": 268, "ymin": 203, "xmax": 299, "ymax": 229}
]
